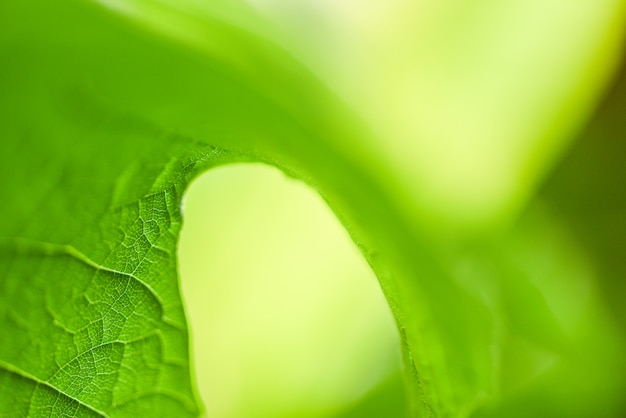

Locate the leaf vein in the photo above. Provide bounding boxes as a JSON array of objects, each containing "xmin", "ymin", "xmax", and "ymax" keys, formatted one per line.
[{"xmin": 0, "ymin": 360, "xmax": 109, "ymax": 417}]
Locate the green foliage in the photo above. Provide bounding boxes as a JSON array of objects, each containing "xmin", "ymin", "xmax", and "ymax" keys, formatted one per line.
[{"xmin": 0, "ymin": 0, "xmax": 625, "ymax": 417}]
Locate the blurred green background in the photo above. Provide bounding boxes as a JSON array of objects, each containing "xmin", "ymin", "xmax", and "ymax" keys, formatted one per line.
[
  {"xmin": 170, "ymin": 0, "xmax": 626, "ymax": 416},
  {"xmin": 2, "ymin": 0, "xmax": 624, "ymax": 416},
  {"xmin": 179, "ymin": 165, "xmax": 404, "ymax": 418}
]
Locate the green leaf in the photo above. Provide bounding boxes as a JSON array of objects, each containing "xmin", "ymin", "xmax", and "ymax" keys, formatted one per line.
[
  {"xmin": 0, "ymin": 1, "xmax": 396, "ymax": 415},
  {"xmin": 1, "ymin": 0, "xmax": 625, "ymax": 417}
]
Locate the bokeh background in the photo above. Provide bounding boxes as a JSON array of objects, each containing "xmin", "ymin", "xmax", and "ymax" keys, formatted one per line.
[
  {"xmin": 161, "ymin": 0, "xmax": 626, "ymax": 417},
  {"xmin": 179, "ymin": 165, "xmax": 404, "ymax": 418}
]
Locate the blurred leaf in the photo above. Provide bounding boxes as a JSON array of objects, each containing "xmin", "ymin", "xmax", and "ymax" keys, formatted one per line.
[
  {"xmin": 239, "ymin": 0, "xmax": 626, "ymax": 229},
  {"xmin": 542, "ymin": 61, "xmax": 626, "ymax": 330},
  {"xmin": 470, "ymin": 54, "xmax": 626, "ymax": 418}
]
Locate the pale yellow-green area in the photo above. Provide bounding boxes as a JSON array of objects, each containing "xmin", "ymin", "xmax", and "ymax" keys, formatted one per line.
[
  {"xmin": 179, "ymin": 165, "xmax": 401, "ymax": 418},
  {"xmin": 97, "ymin": 0, "xmax": 626, "ymax": 234},
  {"xmin": 249, "ymin": 0, "xmax": 626, "ymax": 231}
]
